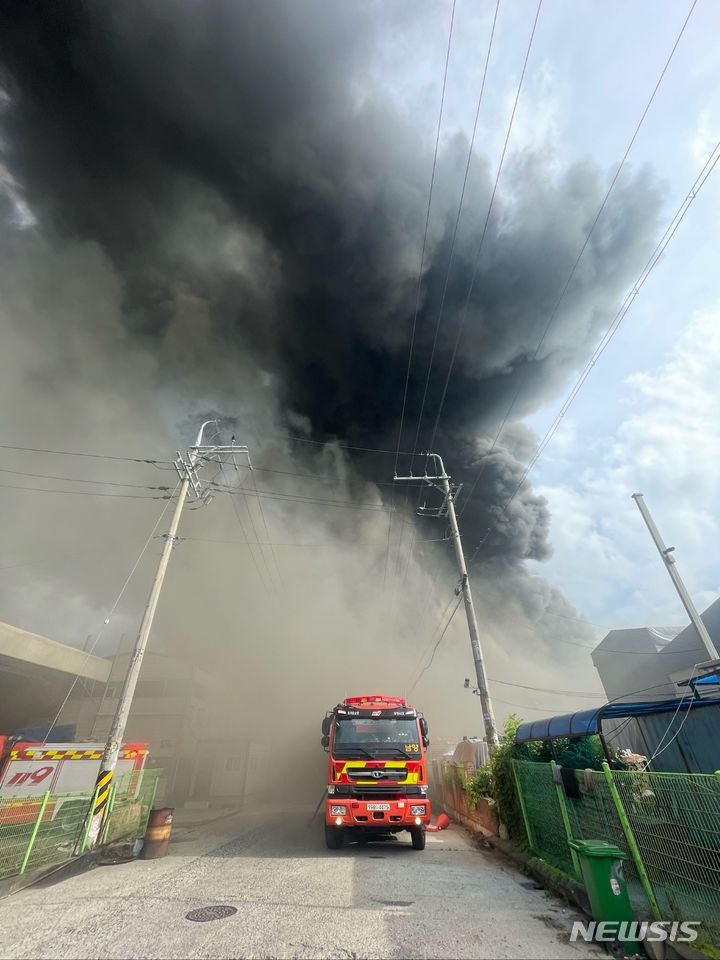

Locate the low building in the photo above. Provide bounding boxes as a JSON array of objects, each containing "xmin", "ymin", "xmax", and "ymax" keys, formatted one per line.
[
  {"xmin": 61, "ymin": 649, "xmax": 269, "ymax": 808},
  {"xmin": 591, "ymin": 598, "xmax": 720, "ymax": 771},
  {"xmin": 0, "ymin": 620, "xmax": 111, "ymax": 734}
]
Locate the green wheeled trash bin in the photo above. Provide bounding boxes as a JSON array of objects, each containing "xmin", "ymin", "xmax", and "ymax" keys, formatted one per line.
[{"xmin": 569, "ymin": 839, "xmax": 640, "ymax": 957}]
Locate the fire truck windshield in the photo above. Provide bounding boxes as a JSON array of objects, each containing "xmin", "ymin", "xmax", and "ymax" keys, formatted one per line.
[{"xmin": 333, "ymin": 718, "xmax": 421, "ymax": 759}]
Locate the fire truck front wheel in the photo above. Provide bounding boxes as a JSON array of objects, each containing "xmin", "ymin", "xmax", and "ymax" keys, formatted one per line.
[
  {"xmin": 324, "ymin": 824, "xmax": 344, "ymax": 850},
  {"xmin": 410, "ymin": 827, "xmax": 426, "ymax": 850}
]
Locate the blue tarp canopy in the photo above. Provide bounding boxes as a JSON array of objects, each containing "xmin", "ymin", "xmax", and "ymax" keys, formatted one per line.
[{"xmin": 515, "ymin": 694, "xmax": 719, "ymax": 743}]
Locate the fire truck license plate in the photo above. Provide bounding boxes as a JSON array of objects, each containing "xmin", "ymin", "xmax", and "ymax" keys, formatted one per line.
[{"xmin": 367, "ymin": 803, "xmax": 390, "ymax": 811}]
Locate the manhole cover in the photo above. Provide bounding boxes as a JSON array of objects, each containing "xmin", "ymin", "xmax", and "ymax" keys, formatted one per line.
[{"xmin": 185, "ymin": 905, "xmax": 238, "ymax": 923}]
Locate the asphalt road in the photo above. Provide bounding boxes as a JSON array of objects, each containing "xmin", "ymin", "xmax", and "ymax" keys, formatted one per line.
[{"xmin": 0, "ymin": 807, "xmax": 602, "ymax": 960}]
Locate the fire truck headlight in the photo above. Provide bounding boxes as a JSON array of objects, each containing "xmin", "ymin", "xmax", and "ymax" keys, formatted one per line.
[
  {"xmin": 330, "ymin": 805, "xmax": 347, "ymax": 816},
  {"xmin": 410, "ymin": 805, "xmax": 426, "ymax": 816},
  {"xmin": 335, "ymin": 817, "xmax": 343, "ymax": 826}
]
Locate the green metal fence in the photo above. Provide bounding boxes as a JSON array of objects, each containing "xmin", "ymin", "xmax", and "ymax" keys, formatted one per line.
[
  {"xmin": 513, "ymin": 760, "xmax": 720, "ymax": 950},
  {"xmin": 0, "ymin": 768, "xmax": 162, "ymax": 881},
  {"xmin": 102, "ymin": 769, "xmax": 160, "ymax": 845}
]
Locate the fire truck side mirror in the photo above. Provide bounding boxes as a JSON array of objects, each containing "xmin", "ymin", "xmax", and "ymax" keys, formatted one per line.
[
  {"xmin": 321, "ymin": 734, "xmax": 330, "ymax": 750},
  {"xmin": 321, "ymin": 716, "xmax": 331, "ymax": 737},
  {"xmin": 419, "ymin": 718, "xmax": 428, "ymax": 737}
]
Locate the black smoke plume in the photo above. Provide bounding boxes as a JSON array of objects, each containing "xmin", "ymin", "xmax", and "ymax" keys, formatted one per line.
[
  {"xmin": 0, "ymin": 2, "xmax": 667, "ymax": 754},
  {"xmin": 0, "ymin": 0, "xmax": 663, "ymax": 565}
]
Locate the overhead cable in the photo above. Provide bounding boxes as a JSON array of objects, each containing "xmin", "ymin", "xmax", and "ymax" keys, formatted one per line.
[
  {"xmin": 426, "ymin": 0, "xmax": 544, "ymax": 453},
  {"xmin": 394, "ymin": 0, "xmax": 457, "ymax": 473},
  {"xmin": 468, "ymin": 140, "xmax": 720, "ymax": 565},
  {"xmin": 411, "ymin": 0, "xmax": 502, "ymax": 457},
  {"xmin": 457, "ymin": 0, "xmax": 699, "ymax": 518}
]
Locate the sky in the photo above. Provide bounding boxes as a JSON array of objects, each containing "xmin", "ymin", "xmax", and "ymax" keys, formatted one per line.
[
  {"xmin": 0, "ymin": 0, "xmax": 718, "ymax": 738},
  {"xmin": 385, "ymin": 0, "xmax": 720, "ymax": 636}
]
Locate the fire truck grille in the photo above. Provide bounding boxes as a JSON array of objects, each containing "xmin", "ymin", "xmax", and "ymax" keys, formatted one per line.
[{"xmin": 346, "ymin": 768, "xmax": 408, "ymax": 782}]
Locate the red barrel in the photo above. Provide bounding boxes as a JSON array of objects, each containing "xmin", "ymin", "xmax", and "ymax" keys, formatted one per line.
[{"xmin": 141, "ymin": 807, "xmax": 174, "ymax": 859}]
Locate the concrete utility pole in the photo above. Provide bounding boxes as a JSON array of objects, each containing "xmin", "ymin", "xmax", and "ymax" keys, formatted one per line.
[
  {"xmin": 394, "ymin": 453, "xmax": 500, "ymax": 750},
  {"xmin": 86, "ymin": 421, "xmax": 251, "ymax": 846},
  {"xmin": 632, "ymin": 493, "xmax": 718, "ymax": 660}
]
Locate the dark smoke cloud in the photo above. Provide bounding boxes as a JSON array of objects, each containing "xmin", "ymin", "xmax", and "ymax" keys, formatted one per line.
[
  {"xmin": 0, "ymin": 0, "xmax": 663, "ymax": 566},
  {"xmin": 0, "ymin": 1, "xmax": 665, "ymax": 747}
]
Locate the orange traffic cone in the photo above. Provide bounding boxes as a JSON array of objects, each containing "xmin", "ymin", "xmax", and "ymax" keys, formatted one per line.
[{"xmin": 426, "ymin": 812, "xmax": 450, "ymax": 832}]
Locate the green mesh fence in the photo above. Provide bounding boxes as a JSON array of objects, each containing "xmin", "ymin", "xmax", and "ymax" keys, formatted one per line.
[
  {"xmin": 512, "ymin": 760, "xmax": 720, "ymax": 950},
  {"xmin": 0, "ymin": 768, "xmax": 162, "ymax": 880},
  {"xmin": 512, "ymin": 760, "xmax": 575, "ymax": 875},
  {"xmin": 103, "ymin": 769, "xmax": 161, "ymax": 845},
  {"xmin": 564, "ymin": 769, "xmax": 647, "ymax": 912},
  {"xmin": 0, "ymin": 790, "xmax": 91, "ymax": 879},
  {"xmin": 613, "ymin": 769, "xmax": 720, "ymax": 948}
]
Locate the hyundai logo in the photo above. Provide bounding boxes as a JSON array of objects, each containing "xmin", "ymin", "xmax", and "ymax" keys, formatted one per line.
[{"xmin": 371, "ymin": 770, "xmax": 384, "ymax": 779}]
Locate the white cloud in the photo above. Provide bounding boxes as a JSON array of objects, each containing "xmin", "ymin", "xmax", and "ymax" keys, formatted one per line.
[
  {"xmin": 690, "ymin": 108, "xmax": 719, "ymax": 166},
  {"xmin": 533, "ymin": 305, "xmax": 720, "ymax": 628}
]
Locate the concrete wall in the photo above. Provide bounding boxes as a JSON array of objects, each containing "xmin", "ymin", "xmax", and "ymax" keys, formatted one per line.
[
  {"xmin": 431, "ymin": 758, "xmax": 498, "ymax": 837},
  {"xmin": 0, "ymin": 621, "xmax": 111, "ymax": 683}
]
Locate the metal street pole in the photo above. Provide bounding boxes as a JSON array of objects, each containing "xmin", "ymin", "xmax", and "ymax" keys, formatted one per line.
[
  {"xmin": 632, "ymin": 493, "xmax": 718, "ymax": 660},
  {"xmin": 395, "ymin": 453, "xmax": 500, "ymax": 750},
  {"xmin": 86, "ymin": 421, "xmax": 251, "ymax": 847}
]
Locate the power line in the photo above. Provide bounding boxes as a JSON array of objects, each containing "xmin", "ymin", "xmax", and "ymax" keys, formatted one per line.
[
  {"xmin": 492, "ymin": 693, "xmax": 569, "ymax": 713},
  {"xmin": 427, "ymin": 0, "xmax": 543, "ymax": 453},
  {"xmin": 0, "ymin": 480, "xmax": 169, "ymax": 500},
  {"xmin": 553, "ymin": 633, "xmax": 706, "ymax": 657},
  {"xmin": 468, "ymin": 140, "xmax": 720, "ymax": 566},
  {"xmin": 209, "ymin": 482, "xmax": 390, "ymax": 512},
  {"xmin": 0, "ymin": 442, "xmax": 170, "ymax": 464},
  {"xmin": 603, "ymin": 717, "xmax": 635, "ymax": 745},
  {"xmin": 208, "ymin": 454, "xmax": 415, "ymax": 489},
  {"xmin": 641, "ymin": 665, "xmax": 700, "ymax": 768},
  {"xmin": 411, "ymin": 0, "xmax": 501, "ymax": 457},
  {"xmin": 394, "ymin": 0, "xmax": 457, "ymax": 474},
  {"xmin": 399, "ymin": 0, "xmax": 531, "ymax": 625},
  {"xmin": 41, "ymin": 481, "xmax": 181, "ymax": 744},
  {"xmin": 219, "ymin": 462, "xmax": 272, "ymax": 593},
  {"xmin": 409, "ymin": 593, "xmax": 463, "ymax": 694},
  {"xmin": 407, "ymin": 585, "xmax": 461, "ymax": 690},
  {"xmin": 0, "ymin": 465, "xmax": 170, "ymax": 490},
  {"xmin": 284, "ymin": 433, "xmax": 416, "ymax": 457},
  {"xmin": 0, "ymin": 432, "xmax": 439, "ymax": 465},
  {"xmin": 390, "ymin": 0, "xmax": 457, "ymax": 592},
  {"xmin": 487, "ymin": 678, "xmax": 604, "ymax": 698},
  {"xmin": 178, "ymin": 536, "xmax": 388, "ymax": 548},
  {"xmin": 457, "ymin": 0, "xmax": 698, "ymax": 518},
  {"xmin": 249, "ymin": 468, "xmax": 284, "ymax": 590}
]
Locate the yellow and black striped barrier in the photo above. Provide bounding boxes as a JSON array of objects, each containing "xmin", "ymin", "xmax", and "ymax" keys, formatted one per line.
[{"xmin": 93, "ymin": 769, "xmax": 113, "ymax": 819}]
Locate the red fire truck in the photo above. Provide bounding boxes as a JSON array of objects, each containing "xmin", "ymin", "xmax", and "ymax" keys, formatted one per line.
[
  {"xmin": 0, "ymin": 736, "xmax": 148, "ymax": 827},
  {"xmin": 321, "ymin": 695, "xmax": 431, "ymax": 850}
]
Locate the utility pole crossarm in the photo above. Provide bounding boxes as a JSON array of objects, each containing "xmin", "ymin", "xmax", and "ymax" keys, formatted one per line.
[{"xmin": 394, "ymin": 452, "xmax": 499, "ymax": 750}]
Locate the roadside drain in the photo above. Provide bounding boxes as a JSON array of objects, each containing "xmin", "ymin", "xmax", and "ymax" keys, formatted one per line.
[{"xmin": 185, "ymin": 905, "xmax": 238, "ymax": 922}]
